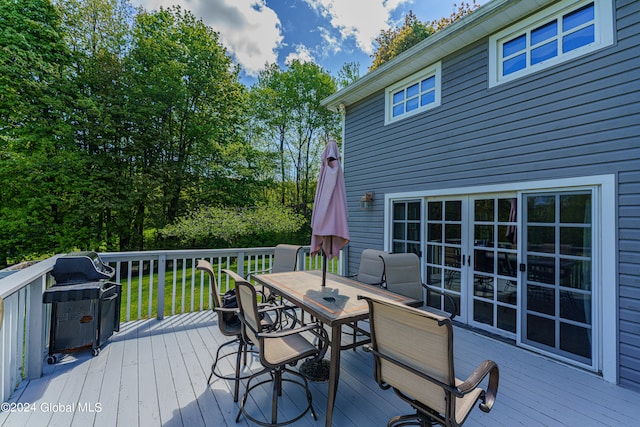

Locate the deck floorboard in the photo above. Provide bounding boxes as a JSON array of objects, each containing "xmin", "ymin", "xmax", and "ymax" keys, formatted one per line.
[{"xmin": 2, "ymin": 310, "xmax": 639, "ymax": 427}]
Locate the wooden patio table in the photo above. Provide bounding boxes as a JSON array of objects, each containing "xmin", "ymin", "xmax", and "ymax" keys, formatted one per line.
[{"xmin": 253, "ymin": 270, "xmax": 421, "ymax": 427}]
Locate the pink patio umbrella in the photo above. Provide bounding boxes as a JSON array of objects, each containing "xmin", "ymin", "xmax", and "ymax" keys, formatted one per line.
[{"xmin": 310, "ymin": 139, "xmax": 350, "ymax": 286}]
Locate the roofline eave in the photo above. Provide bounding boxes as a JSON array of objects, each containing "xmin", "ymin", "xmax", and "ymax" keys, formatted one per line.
[{"xmin": 322, "ymin": 0, "xmax": 553, "ymax": 112}]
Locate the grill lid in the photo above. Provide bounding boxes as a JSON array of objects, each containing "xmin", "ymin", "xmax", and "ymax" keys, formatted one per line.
[{"xmin": 52, "ymin": 251, "xmax": 114, "ymax": 284}]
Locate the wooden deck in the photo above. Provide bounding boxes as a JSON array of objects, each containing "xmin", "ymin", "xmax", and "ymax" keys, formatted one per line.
[{"xmin": 1, "ymin": 310, "xmax": 639, "ymax": 427}]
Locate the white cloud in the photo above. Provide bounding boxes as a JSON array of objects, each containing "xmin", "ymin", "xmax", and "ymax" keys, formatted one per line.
[
  {"xmin": 135, "ymin": 0, "xmax": 283, "ymax": 76},
  {"xmin": 317, "ymin": 27, "xmax": 340, "ymax": 56},
  {"xmin": 284, "ymin": 44, "xmax": 315, "ymax": 66},
  {"xmin": 303, "ymin": 0, "xmax": 411, "ymax": 55}
]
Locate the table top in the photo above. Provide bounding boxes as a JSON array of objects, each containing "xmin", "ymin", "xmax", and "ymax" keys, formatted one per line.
[{"xmin": 253, "ymin": 270, "xmax": 420, "ymax": 326}]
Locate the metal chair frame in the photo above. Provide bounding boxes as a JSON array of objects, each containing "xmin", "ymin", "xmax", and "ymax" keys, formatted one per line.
[
  {"xmin": 360, "ymin": 296, "xmax": 499, "ymax": 427},
  {"xmin": 197, "ymin": 260, "xmax": 278, "ymax": 402},
  {"xmin": 231, "ymin": 273, "xmax": 329, "ymax": 427}
]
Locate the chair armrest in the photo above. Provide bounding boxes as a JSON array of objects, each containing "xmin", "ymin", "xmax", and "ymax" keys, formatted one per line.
[
  {"xmin": 422, "ymin": 283, "xmax": 457, "ymax": 320},
  {"xmin": 456, "ymin": 359, "xmax": 499, "ymax": 412},
  {"xmin": 213, "ymin": 306, "xmax": 239, "ymax": 315},
  {"xmin": 257, "ymin": 322, "xmax": 321, "ymax": 339},
  {"xmin": 258, "ymin": 303, "xmax": 286, "ymax": 313},
  {"xmin": 245, "ymin": 268, "xmax": 271, "ymax": 279}
]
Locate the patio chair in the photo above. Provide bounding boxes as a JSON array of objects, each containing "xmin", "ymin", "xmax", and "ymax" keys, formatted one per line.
[
  {"xmin": 247, "ymin": 243, "xmax": 302, "ymax": 302},
  {"xmin": 380, "ymin": 252, "xmax": 457, "ymax": 319},
  {"xmin": 232, "ymin": 274, "xmax": 329, "ymax": 427},
  {"xmin": 246, "ymin": 244, "xmax": 302, "ymax": 279},
  {"xmin": 360, "ymin": 295, "xmax": 499, "ymax": 427},
  {"xmin": 350, "ymin": 248, "xmax": 388, "ymax": 286},
  {"xmin": 196, "ymin": 260, "xmax": 277, "ymax": 402},
  {"xmin": 347, "ymin": 248, "xmax": 388, "ymax": 347}
]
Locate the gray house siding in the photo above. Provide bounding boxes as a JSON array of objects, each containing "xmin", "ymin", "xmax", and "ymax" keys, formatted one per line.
[
  {"xmin": 619, "ymin": 170, "xmax": 640, "ymax": 389},
  {"xmin": 342, "ymin": 0, "xmax": 640, "ymax": 389}
]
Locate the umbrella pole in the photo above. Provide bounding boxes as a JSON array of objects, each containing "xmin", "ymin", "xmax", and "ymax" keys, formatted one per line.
[
  {"xmin": 321, "ymin": 236, "xmax": 332, "ymax": 287},
  {"xmin": 322, "ymin": 252, "xmax": 327, "ymax": 287}
]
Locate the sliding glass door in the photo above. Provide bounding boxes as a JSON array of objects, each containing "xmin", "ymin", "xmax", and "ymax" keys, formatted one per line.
[
  {"xmin": 387, "ymin": 177, "xmax": 610, "ymax": 373},
  {"xmin": 469, "ymin": 196, "xmax": 519, "ymax": 335},
  {"xmin": 425, "ymin": 199, "xmax": 464, "ymax": 317},
  {"xmin": 521, "ymin": 192, "xmax": 594, "ymax": 365},
  {"xmin": 392, "ymin": 190, "xmax": 596, "ymax": 364},
  {"xmin": 422, "ymin": 196, "xmax": 518, "ymax": 333}
]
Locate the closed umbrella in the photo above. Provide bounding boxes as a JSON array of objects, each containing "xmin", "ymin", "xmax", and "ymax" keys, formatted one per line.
[{"xmin": 310, "ymin": 139, "xmax": 350, "ymax": 286}]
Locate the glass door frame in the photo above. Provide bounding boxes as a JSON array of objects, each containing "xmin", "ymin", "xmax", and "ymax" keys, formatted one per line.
[
  {"xmin": 467, "ymin": 193, "xmax": 520, "ymax": 338},
  {"xmin": 421, "ymin": 194, "xmax": 519, "ymax": 336},
  {"xmin": 383, "ymin": 174, "xmax": 615, "ymax": 378},
  {"xmin": 519, "ymin": 188, "xmax": 598, "ymax": 371},
  {"xmin": 424, "ymin": 197, "xmax": 469, "ymax": 323}
]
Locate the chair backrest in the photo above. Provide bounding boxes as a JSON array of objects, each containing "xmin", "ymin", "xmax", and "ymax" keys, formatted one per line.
[
  {"xmin": 380, "ymin": 252, "xmax": 423, "ymax": 300},
  {"xmin": 236, "ymin": 280, "xmax": 260, "ymax": 346},
  {"xmin": 355, "ymin": 249, "xmax": 387, "ymax": 285},
  {"xmin": 197, "ymin": 260, "xmax": 238, "ymax": 336},
  {"xmin": 271, "ymin": 244, "xmax": 302, "ymax": 273},
  {"xmin": 234, "ymin": 279, "xmax": 263, "ymax": 352},
  {"xmin": 196, "ymin": 259, "xmax": 222, "ymax": 309},
  {"xmin": 364, "ymin": 296, "xmax": 455, "ymax": 419}
]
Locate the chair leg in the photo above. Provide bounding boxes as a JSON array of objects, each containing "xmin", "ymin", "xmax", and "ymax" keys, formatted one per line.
[
  {"xmin": 208, "ymin": 338, "xmax": 239, "ymax": 384},
  {"xmin": 236, "ymin": 366, "xmax": 317, "ymax": 427},
  {"xmin": 353, "ymin": 321, "xmax": 357, "ymax": 350},
  {"xmin": 271, "ymin": 370, "xmax": 280, "ymax": 424},
  {"xmin": 242, "ymin": 340, "xmax": 248, "ymax": 366},
  {"xmin": 387, "ymin": 413, "xmax": 429, "ymax": 427},
  {"xmin": 208, "ymin": 337, "xmax": 258, "ymax": 404},
  {"xmin": 302, "ymin": 371, "xmax": 317, "ymax": 421},
  {"xmin": 233, "ymin": 340, "xmax": 243, "ymax": 402},
  {"xmin": 388, "ymin": 410, "xmax": 437, "ymax": 427}
]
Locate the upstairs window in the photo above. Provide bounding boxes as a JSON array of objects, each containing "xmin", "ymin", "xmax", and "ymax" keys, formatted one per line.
[
  {"xmin": 489, "ymin": 0, "xmax": 614, "ymax": 87},
  {"xmin": 385, "ymin": 62, "xmax": 441, "ymax": 125}
]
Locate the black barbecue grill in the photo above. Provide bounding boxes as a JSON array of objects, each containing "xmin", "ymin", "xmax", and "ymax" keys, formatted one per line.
[
  {"xmin": 43, "ymin": 252, "xmax": 121, "ymax": 363},
  {"xmin": 51, "ymin": 251, "xmax": 115, "ymax": 284}
]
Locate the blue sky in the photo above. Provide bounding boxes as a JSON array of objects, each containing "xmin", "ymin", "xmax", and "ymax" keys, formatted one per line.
[{"xmin": 133, "ymin": 0, "xmax": 489, "ymax": 85}]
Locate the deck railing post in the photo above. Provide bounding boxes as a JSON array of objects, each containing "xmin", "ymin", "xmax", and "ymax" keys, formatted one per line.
[
  {"xmin": 157, "ymin": 255, "xmax": 166, "ymax": 320},
  {"xmin": 26, "ymin": 275, "xmax": 46, "ymax": 380},
  {"xmin": 237, "ymin": 251, "xmax": 245, "ymax": 278}
]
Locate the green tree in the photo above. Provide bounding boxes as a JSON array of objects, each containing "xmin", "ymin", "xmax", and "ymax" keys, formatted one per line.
[
  {"xmin": 249, "ymin": 61, "xmax": 339, "ymax": 217},
  {"xmin": 370, "ymin": 10, "xmax": 434, "ymax": 72},
  {"xmin": 369, "ymin": 2, "xmax": 480, "ymax": 72},
  {"xmin": 249, "ymin": 63, "xmax": 294, "ymax": 206},
  {"xmin": 122, "ymin": 6, "xmax": 248, "ymax": 249},
  {"xmin": 57, "ymin": 0, "xmax": 132, "ymax": 56},
  {"xmin": 0, "ymin": 0, "xmax": 81, "ymax": 266},
  {"xmin": 337, "ymin": 61, "xmax": 360, "ymax": 89},
  {"xmin": 56, "ymin": 0, "xmax": 136, "ymax": 252},
  {"xmin": 431, "ymin": 1, "xmax": 481, "ymax": 31}
]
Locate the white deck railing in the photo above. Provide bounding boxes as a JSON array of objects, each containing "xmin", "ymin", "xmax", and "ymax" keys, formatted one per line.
[{"xmin": 0, "ymin": 246, "xmax": 343, "ymax": 402}]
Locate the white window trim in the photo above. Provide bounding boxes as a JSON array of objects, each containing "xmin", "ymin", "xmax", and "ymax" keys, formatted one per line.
[
  {"xmin": 383, "ymin": 174, "xmax": 617, "ymax": 383},
  {"xmin": 384, "ymin": 62, "xmax": 441, "ymax": 125},
  {"xmin": 488, "ymin": 0, "xmax": 615, "ymax": 88}
]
